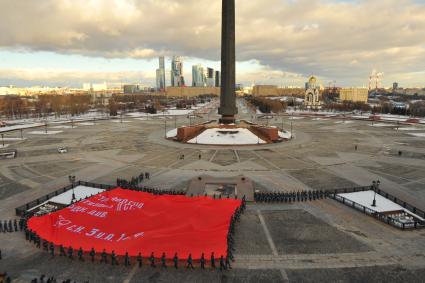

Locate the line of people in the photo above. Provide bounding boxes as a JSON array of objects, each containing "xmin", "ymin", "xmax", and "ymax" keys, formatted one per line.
[
  {"xmin": 116, "ymin": 171, "xmax": 150, "ymax": 187},
  {"xmin": 24, "ymin": 230, "xmax": 234, "ymax": 271},
  {"xmin": 116, "ymin": 177, "xmax": 185, "ymax": 196},
  {"xmin": 254, "ymin": 190, "xmax": 329, "ymax": 203},
  {"xmin": 0, "ymin": 218, "xmax": 26, "ymax": 233}
]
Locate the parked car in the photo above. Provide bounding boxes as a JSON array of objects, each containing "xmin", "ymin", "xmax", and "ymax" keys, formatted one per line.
[{"xmin": 58, "ymin": 147, "xmax": 68, "ymax": 153}]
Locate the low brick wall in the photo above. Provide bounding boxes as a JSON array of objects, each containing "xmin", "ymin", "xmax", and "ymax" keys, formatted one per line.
[
  {"xmin": 176, "ymin": 125, "xmax": 205, "ymax": 142},
  {"xmin": 250, "ymin": 126, "xmax": 279, "ymax": 142}
]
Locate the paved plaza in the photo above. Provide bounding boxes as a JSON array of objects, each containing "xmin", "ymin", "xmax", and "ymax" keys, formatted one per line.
[{"xmin": 1, "ymin": 102, "xmax": 425, "ymax": 282}]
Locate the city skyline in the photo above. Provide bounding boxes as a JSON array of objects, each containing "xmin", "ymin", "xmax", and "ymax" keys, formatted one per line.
[{"xmin": 0, "ymin": 0, "xmax": 425, "ymax": 88}]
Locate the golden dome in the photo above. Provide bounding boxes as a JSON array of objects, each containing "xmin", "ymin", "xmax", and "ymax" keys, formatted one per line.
[{"xmin": 308, "ymin": 76, "xmax": 317, "ymax": 85}]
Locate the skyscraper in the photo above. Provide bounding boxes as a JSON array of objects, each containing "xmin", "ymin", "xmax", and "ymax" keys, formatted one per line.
[
  {"xmin": 156, "ymin": 56, "xmax": 166, "ymax": 91},
  {"xmin": 192, "ymin": 64, "xmax": 206, "ymax": 87},
  {"xmin": 171, "ymin": 56, "xmax": 185, "ymax": 87},
  {"xmin": 206, "ymin": 68, "xmax": 215, "ymax": 87},
  {"xmin": 215, "ymin": 71, "xmax": 220, "ymax": 87}
]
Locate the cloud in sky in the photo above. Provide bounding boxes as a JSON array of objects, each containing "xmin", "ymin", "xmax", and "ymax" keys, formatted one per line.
[{"xmin": 0, "ymin": 0, "xmax": 424, "ymax": 87}]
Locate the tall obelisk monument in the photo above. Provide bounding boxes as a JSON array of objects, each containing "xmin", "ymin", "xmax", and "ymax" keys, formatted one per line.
[{"xmin": 219, "ymin": 0, "xmax": 238, "ymax": 124}]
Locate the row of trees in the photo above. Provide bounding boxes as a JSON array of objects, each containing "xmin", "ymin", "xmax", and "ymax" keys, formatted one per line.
[
  {"xmin": 322, "ymin": 100, "xmax": 425, "ymax": 117},
  {"xmin": 0, "ymin": 95, "xmax": 92, "ymax": 119},
  {"xmin": 246, "ymin": 97, "xmax": 287, "ymax": 113}
]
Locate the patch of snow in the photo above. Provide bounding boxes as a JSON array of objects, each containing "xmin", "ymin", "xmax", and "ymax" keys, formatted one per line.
[
  {"xmin": 408, "ymin": 133, "xmax": 425, "ymax": 137},
  {"xmin": 166, "ymin": 128, "xmax": 178, "ymax": 138},
  {"xmin": 187, "ymin": 128, "xmax": 266, "ymax": 145},
  {"xmin": 78, "ymin": 122, "xmax": 95, "ymax": 126},
  {"xmin": 28, "ymin": 130, "xmax": 63, "ymax": 135},
  {"xmin": 352, "ymin": 115, "xmax": 370, "ymax": 120},
  {"xmin": 397, "ymin": 127, "xmax": 424, "ymax": 131},
  {"xmin": 50, "ymin": 125, "xmax": 74, "ymax": 129},
  {"xmin": 0, "ymin": 137, "xmax": 26, "ymax": 141},
  {"xmin": 289, "ymin": 117, "xmax": 304, "ymax": 120},
  {"xmin": 335, "ymin": 120, "xmax": 354, "ymax": 124},
  {"xmin": 49, "ymin": 186, "xmax": 105, "ymax": 205},
  {"xmin": 111, "ymin": 120, "xmax": 132, "ymax": 123},
  {"xmin": 369, "ymin": 123, "xmax": 397, "ymax": 127},
  {"xmin": 0, "ymin": 123, "xmax": 44, "ymax": 133},
  {"xmin": 278, "ymin": 131, "xmax": 292, "ymax": 139},
  {"xmin": 312, "ymin": 118, "xmax": 330, "ymax": 121},
  {"xmin": 0, "ymin": 144, "xmax": 10, "ymax": 148}
]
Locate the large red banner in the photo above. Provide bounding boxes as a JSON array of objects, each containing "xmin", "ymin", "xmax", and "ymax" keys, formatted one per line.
[{"xmin": 28, "ymin": 188, "xmax": 241, "ymax": 259}]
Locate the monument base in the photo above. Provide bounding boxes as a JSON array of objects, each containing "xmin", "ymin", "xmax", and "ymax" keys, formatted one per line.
[
  {"xmin": 170, "ymin": 120, "xmax": 288, "ymax": 145},
  {"xmin": 219, "ymin": 115, "xmax": 236, "ymax": 124}
]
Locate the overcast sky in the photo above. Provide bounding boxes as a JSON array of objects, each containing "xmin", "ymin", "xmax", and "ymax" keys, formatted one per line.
[{"xmin": 0, "ymin": 0, "xmax": 424, "ymax": 88}]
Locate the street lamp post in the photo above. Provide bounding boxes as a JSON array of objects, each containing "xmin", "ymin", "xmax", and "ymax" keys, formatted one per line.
[
  {"xmin": 69, "ymin": 175, "xmax": 76, "ymax": 203},
  {"xmin": 371, "ymin": 180, "xmax": 380, "ymax": 207},
  {"xmin": 164, "ymin": 115, "xmax": 167, "ymax": 138},
  {"xmin": 290, "ymin": 112, "xmax": 294, "ymax": 139},
  {"xmin": 281, "ymin": 114, "xmax": 284, "ymax": 131}
]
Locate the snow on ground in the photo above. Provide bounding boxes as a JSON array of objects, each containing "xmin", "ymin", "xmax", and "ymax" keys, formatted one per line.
[
  {"xmin": 0, "ymin": 123, "xmax": 44, "ymax": 133},
  {"xmin": 166, "ymin": 128, "xmax": 178, "ymax": 138},
  {"xmin": 110, "ymin": 120, "xmax": 132, "ymax": 123},
  {"xmin": 278, "ymin": 131, "xmax": 292, "ymax": 139},
  {"xmin": 127, "ymin": 109, "xmax": 194, "ymax": 118},
  {"xmin": 335, "ymin": 120, "xmax": 354, "ymax": 124},
  {"xmin": 0, "ymin": 144, "xmax": 10, "ymax": 148},
  {"xmin": 289, "ymin": 117, "xmax": 305, "ymax": 120},
  {"xmin": 312, "ymin": 118, "xmax": 330, "ymax": 121},
  {"xmin": 28, "ymin": 130, "xmax": 63, "ymax": 135},
  {"xmin": 397, "ymin": 127, "xmax": 425, "ymax": 131},
  {"xmin": 0, "ymin": 137, "xmax": 25, "ymax": 141},
  {"xmin": 352, "ymin": 115, "xmax": 370, "ymax": 120},
  {"xmin": 338, "ymin": 191, "xmax": 424, "ymax": 220},
  {"xmin": 369, "ymin": 123, "xmax": 397, "ymax": 127},
  {"xmin": 28, "ymin": 186, "xmax": 106, "ymax": 212},
  {"xmin": 78, "ymin": 122, "xmax": 95, "ymax": 126},
  {"xmin": 49, "ymin": 186, "xmax": 105, "ymax": 205},
  {"xmin": 50, "ymin": 125, "xmax": 74, "ymax": 129},
  {"xmin": 408, "ymin": 133, "xmax": 425, "ymax": 137},
  {"xmin": 187, "ymin": 128, "xmax": 266, "ymax": 145}
]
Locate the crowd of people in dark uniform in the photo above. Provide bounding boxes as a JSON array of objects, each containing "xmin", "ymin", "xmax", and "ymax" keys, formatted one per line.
[
  {"xmin": 0, "ymin": 218, "xmax": 26, "ymax": 233},
  {"xmin": 116, "ymin": 177, "xmax": 186, "ymax": 195},
  {"xmin": 116, "ymin": 174, "xmax": 186, "ymax": 196},
  {"xmin": 254, "ymin": 190, "xmax": 329, "ymax": 203}
]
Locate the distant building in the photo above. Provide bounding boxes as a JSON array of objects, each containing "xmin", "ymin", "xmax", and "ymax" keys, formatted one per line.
[
  {"xmin": 339, "ymin": 88, "xmax": 369, "ymax": 103},
  {"xmin": 166, "ymin": 87, "xmax": 219, "ymax": 97},
  {"xmin": 206, "ymin": 67, "xmax": 215, "ymax": 87},
  {"xmin": 252, "ymin": 85, "xmax": 305, "ymax": 97},
  {"xmin": 304, "ymin": 76, "xmax": 322, "ymax": 109},
  {"xmin": 192, "ymin": 64, "xmax": 206, "ymax": 87},
  {"xmin": 156, "ymin": 56, "xmax": 166, "ymax": 91},
  {"xmin": 123, "ymin": 84, "xmax": 140, "ymax": 94},
  {"xmin": 82, "ymin": 83, "xmax": 92, "ymax": 91},
  {"xmin": 393, "ymin": 82, "xmax": 399, "ymax": 90},
  {"xmin": 171, "ymin": 56, "xmax": 185, "ymax": 87},
  {"xmin": 215, "ymin": 71, "xmax": 220, "ymax": 87}
]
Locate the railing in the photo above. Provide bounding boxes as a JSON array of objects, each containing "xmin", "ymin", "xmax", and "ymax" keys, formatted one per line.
[
  {"xmin": 331, "ymin": 193, "xmax": 425, "ymax": 230},
  {"xmin": 374, "ymin": 189, "xmax": 425, "ymax": 219},
  {"xmin": 15, "ymin": 180, "xmax": 115, "ymax": 216},
  {"xmin": 15, "ymin": 180, "xmax": 186, "ymax": 216}
]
